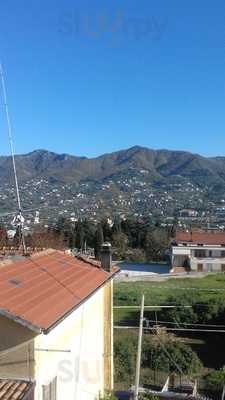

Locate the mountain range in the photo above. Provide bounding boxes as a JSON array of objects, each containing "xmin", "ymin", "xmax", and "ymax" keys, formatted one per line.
[{"xmin": 1, "ymin": 146, "xmax": 225, "ymax": 188}]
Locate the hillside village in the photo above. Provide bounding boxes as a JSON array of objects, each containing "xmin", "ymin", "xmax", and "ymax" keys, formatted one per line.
[{"xmin": 1, "ymin": 148, "xmax": 225, "ymax": 233}]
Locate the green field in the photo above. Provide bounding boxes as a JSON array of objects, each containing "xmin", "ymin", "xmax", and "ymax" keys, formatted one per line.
[
  {"xmin": 114, "ymin": 274, "xmax": 225, "ymax": 371},
  {"xmin": 114, "ymin": 274, "xmax": 225, "ymax": 306}
]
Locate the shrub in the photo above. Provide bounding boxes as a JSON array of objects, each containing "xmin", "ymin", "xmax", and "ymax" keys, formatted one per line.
[
  {"xmin": 114, "ymin": 333, "xmax": 137, "ymax": 383},
  {"xmin": 204, "ymin": 367, "xmax": 225, "ymax": 394},
  {"xmin": 143, "ymin": 339, "xmax": 203, "ymax": 376},
  {"xmin": 139, "ymin": 395, "xmax": 159, "ymax": 400}
]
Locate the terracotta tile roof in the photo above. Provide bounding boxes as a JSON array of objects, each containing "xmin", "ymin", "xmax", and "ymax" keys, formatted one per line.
[
  {"xmin": 0, "ymin": 380, "xmax": 34, "ymax": 400},
  {"xmin": 175, "ymin": 231, "xmax": 225, "ymax": 246},
  {"xmin": 0, "ymin": 250, "xmax": 118, "ymax": 333}
]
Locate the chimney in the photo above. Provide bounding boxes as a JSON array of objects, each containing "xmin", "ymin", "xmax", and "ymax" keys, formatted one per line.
[{"xmin": 101, "ymin": 243, "xmax": 112, "ymax": 273}]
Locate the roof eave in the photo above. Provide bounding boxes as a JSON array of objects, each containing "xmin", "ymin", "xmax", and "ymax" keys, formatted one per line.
[{"xmin": 0, "ymin": 309, "xmax": 42, "ymax": 334}]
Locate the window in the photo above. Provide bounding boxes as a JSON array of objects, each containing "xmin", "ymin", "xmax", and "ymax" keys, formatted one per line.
[
  {"xmin": 197, "ymin": 264, "xmax": 203, "ymax": 272},
  {"xmin": 195, "ymin": 250, "xmax": 206, "ymax": 258},
  {"xmin": 221, "ymin": 251, "xmax": 225, "ymax": 258},
  {"xmin": 207, "ymin": 263, "xmax": 213, "ymax": 272},
  {"xmin": 221, "ymin": 264, "xmax": 225, "ymax": 272},
  {"xmin": 43, "ymin": 377, "xmax": 57, "ymax": 400}
]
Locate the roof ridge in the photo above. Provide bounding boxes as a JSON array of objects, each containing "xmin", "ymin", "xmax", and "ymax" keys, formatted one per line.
[
  {"xmin": 0, "ymin": 248, "xmax": 57, "ymax": 268},
  {"xmin": 76, "ymin": 255, "xmax": 102, "ymax": 269}
]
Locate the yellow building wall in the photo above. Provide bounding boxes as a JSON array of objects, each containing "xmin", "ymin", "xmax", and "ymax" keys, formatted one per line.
[
  {"xmin": 34, "ymin": 283, "xmax": 112, "ymax": 400},
  {"xmin": 0, "ymin": 281, "xmax": 113, "ymax": 400},
  {"xmin": 103, "ymin": 280, "xmax": 113, "ymax": 392}
]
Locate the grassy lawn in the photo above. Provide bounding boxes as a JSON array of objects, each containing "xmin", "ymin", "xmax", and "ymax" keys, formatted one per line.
[
  {"xmin": 114, "ymin": 274, "xmax": 225, "ymax": 305},
  {"xmin": 114, "ymin": 274, "xmax": 225, "ymax": 370},
  {"xmin": 114, "ymin": 274, "xmax": 225, "ymax": 316}
]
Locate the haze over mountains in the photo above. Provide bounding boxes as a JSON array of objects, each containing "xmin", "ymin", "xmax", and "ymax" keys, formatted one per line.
[{"xmin": 1, "ymin": 146, "xmax": 225, "ymax": 188}]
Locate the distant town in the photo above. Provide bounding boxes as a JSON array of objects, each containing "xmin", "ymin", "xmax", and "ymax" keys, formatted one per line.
[{"xmin": 1, "ymin": 174, "xmax": 225, "ymax": 235}]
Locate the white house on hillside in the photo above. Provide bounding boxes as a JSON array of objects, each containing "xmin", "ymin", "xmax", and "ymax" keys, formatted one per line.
[
  {"xmin": 171, "ymin": 231, "xmax": 225, "ymax": 273},
  {"xmin": 0, "ymin": 244, "xmax": 118, "ymax": 400}
]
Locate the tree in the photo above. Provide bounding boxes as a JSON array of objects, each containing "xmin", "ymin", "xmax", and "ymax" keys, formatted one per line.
[
  {"xmin": 111, "ymin": 217, "xmax": 121, "ymax": 235},
  {"xmin": 112, "ymin": 232, "xmax": 128, "ymax": 258},
  {"xmin": 30, "ymin": 227, "xmax": 65, "ymax": 249},
  {"xmin": 144, "ymin": 229, "xmax": 168, "ymax": 262},
  {"xmin": 126, "ymin": 248, "xmax": 146, "ymax": 263},
  {"xmin": 170, "ymin": 217, "xmax": 178, "ymax": 238},
  {"xmin": 56, "ymin": 217, "xmax": 74, "ymax": 247},
  {"xmin": 142, "ymin": 339, "xmax": 203, "ymax": 377},
  {"xmin": 160, "ymin": 293, "xmax": 198, "ymax": 325},
  {"xmin": 13, "ymin": 226, "xmax": 21, "ymax": 247},
  {"xmin": 94, "ymin": 223, "xmax": 104, "ymax": 260},
  {"xmin": 114, "ymin": 333, "xmax": 137, "ymax": 383},
  {"xmin": 101, "ymin": 218, "xmax": 112, "ymax": 242},
  {"xmin": 75, "ymin": 220, "xmax": 85, "ymax": 250}
]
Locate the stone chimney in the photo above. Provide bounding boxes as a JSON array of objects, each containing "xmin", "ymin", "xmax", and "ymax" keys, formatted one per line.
[{"xmin": 101, "ymin": 243, "xmax": 112, "ymax": 273}]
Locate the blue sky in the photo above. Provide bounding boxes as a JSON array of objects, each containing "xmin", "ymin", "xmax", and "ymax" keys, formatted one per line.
[{"xmin": 0, "ymin": 0, "xmax": 225, "ymax": 157}]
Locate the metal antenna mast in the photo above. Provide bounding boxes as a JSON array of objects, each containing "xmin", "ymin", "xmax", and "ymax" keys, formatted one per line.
[{"xmin": 0, "ymin": 64, "xmax": 26, "ymax": 254}]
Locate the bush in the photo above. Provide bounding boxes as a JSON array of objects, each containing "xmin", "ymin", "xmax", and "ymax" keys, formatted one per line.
[
  {"xmin": 204, "ymin": 368, "xmax": 225, "ymax": 394},
  {"xmin": 143, "ymin": 339, "xmax": 203, "ymax": 376},
  {"xmin": 114, "ymin": 333, "xmax": 137, "ymax": 383},
  {"xmin": 125, "ymin": 248, "xmax": 146, "ymax": 263},
  {"xmin": 139, "ymin": 395, "xmax": 159, "ymax": 400},
  {"xmin": 114, "ymin": 332, "xmax": 203, "ymax": 387}
]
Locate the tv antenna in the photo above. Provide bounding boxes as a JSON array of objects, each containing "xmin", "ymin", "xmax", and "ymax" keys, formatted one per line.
[{"xmin": 0, "ymin": 63, "xmax": 26, "ymax": 254}]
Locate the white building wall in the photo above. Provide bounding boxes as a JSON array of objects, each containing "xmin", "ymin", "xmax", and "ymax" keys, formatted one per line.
[
  {"xmin": 191, "ymin": 258, "xmax": 225, "ymax": 272},
  {"xmin": 172, "ymin": 245, "xmax": 225, "ymax": 272},
  {"xmin": 34, "ymin": 287, "xmax": 105, "ymax": 400}
]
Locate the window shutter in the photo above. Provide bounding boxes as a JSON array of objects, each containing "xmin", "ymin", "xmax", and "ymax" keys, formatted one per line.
[
  {"xmin": 43, "ymin": 384, "xmax": 50, "ymax": 400},
  {"xmin": 50, "ymin": 377, "xmax": 57, "ymax": 400},
  {"xmin": 43, "ymin": 377, "xmax": 57, "ymax": 400}
]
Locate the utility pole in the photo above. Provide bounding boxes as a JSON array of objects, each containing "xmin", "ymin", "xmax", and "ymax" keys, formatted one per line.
[
  {"xmin": 221, "ymin": 385, "xmax": 225, "ymax": 400},
  {"xmin": 134, "ymin": 294, "xmax": 145, "ymax": 400}
]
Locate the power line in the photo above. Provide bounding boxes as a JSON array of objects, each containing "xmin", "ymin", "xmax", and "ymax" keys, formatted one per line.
[
  {"xmin": 114, "ymin": 326, "xmax": 225, "ymax": 333},
  {"xmin": 159, "ymin": 327, "xmax": 225, "ymax": 333},
  {"xmin": 147, "ymin": 285, "xmax": 225, "ymax": 292},
  {"xmin": 114, "ymin": 305, "xmax": 192, "ymax": 309},
  {"xmin": 141, "ymin": 320, "xmax": 225, "ymax": 328}
]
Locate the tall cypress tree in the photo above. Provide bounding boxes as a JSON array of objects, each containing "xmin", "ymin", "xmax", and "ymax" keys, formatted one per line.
[
  {"xmin": 94, "ymin": 223, "xmax": 104, "ymax": 260},
  {"xmin": 75, "ymin": 220, "xmax": 85, "ymax": 250}
]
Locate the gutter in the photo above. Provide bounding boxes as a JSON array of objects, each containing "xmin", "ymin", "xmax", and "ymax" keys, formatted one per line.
[{"xmin": 0, "ymin": 309, "xmax": 41, "ymax": 334}]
